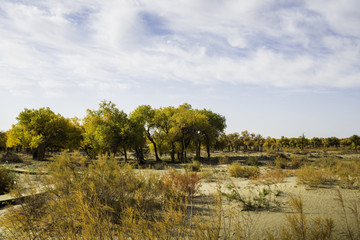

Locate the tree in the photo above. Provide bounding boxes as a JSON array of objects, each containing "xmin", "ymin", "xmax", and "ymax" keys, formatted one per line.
[
  {"xmin": 310, "ymin": 137, "xmax": 322, "ymax": 149},
  {"xmin": 227, "ymin": 132, "xmax": 241, "ymax": 152},
  {"xmin": 153, "ymin": 106, "xmax": 177, "ymax": 162},
  {"xmin": 168, "ymin": 104, "xmax": 209, "ymax": 162},
  {"xmin": 296, "ymin": 134, "xmax": 309, "ymax": 150},
  {"xmin": 0, "ymin": 131, "xmax": 7, "ymax": 152},
  {"xmin": 349, "ymin": 135, "xmax": 360, "ymax": 152},
  {"xmin": 130, "ymin": 105, "xmax": 161, "ymax": 162},
  {"xmin": 125, "ymin": 116, "xmax": 147, "ymax": 163},
  {"xmin": 83, "ymin": 101, "xmax": 128, "ymax": 158},
  {"xmin": 7, "ymin": 107, "xmax": 81, "ymax": 160},
  {"xmin": 198, "ymin": 109, "xmax": 226, "ymax": 159},
  {"xmin": 278, "ymin": 136, "xmax": 290, "ymax": 149}
]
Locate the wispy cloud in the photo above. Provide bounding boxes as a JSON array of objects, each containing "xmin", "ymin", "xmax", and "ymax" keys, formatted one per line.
[{"xmin": 0, "ymin": 0, "xmax": 359, "ymax": 98}]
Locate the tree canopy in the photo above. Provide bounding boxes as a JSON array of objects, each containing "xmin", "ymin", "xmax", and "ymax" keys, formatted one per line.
[{"xmin": 6, "ymin": 107, "xmax": 82, "ymax": 160}]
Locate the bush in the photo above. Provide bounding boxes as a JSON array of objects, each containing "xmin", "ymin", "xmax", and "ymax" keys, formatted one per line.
[
  {"xmin": 218, "ymin": 156, "xmax": 229, "ymax": 164},
  {"xmin": 252, "ymin": 169, "xmax": 287, "ymax": 185},
  {"xmin": 163, "ymin": 170, "xmax": 201, "ymax": 200},
  {"xmin": 275, "ymin": 156, "xmax": 288, "ymax": 169},
  {"xmin": 289, "ymin": 155, "xmax": 308, "ymax": 169},
  {"xmin": 0, "ymin": 166, "xmax": 16, "ymax": 194},
  {"xmin": 187, "ymin": 160, "xmax": 201, "ymax": 172},
  {"xmin": 228, "ymin": 162, "xmax": 260, "ymax": 178},
  {"xmin": 223, "ymin": 183, "xmax": 281, "ymax": 211},
  {"xmin": 246, "ymin": 156, "xmax": 260, "ymax": 166},
  {"xmin": 296, "ymin": 165, "xmax": 336, "ymax": 187},
  {"xmin": 1, "ymin": 153, "xmax": 186, "ymax": 239}
]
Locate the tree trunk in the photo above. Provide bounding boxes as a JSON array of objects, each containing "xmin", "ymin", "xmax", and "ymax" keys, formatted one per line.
[
  {"xmin": 136, "ymin": 148, "xmax": 145, "ymax": 164},
  {"xmin": 196, "ymin": 139, "xmax": 201, "ymax": 159},
  {"xmin": 171, "ymin": 143, "xmax": 175, "ymax": 163},
  {"xmin": 123, "ymin": 146, "xmax": 127, "ymax": 162},
  {"xmin": 207, "ymin": 143, "xmax": 211, "ymax": 160},
  {"xmin": 33, "ymin": 144, "xmax": 46, "ymax": 161},
  {"xmin": 146, "ymin": 130, "xmax": 161, "ymax": 162},
  {"xmin": 181, "ymin": 135, "xmax": 185, "ymax": 162}
]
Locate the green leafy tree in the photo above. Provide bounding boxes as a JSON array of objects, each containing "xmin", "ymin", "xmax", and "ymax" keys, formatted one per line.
[
  {"xmin": 310, "ymin": 137, "xmax": 323, "ymax": 149},
  {"xmin": 83, "ymin": 101, "xmax": 128, "ymax": 158},
  {"xmin": 169, "ymin": 104, "xmax": 208, "ymax": 162},
  {"xmin": 278, "ymin": 136, "xmax": 290, "ymax": 149},
  {"xmin": 296, "ymin": 134, "xmax": 309, "ymax": 150},
  {"xmin": 227, "ymin": 132, "xmax": 241, "ymax": 152},
  {"xmin": 349, "ymin": 135, "xmax": 360, "ymax": 152},
  {"xmin": 130, "ymin": 105, "xmax": 161, "ymax": 162},
  {"xmin": 7, "ymin": 107, "xmax": 81, "ymax": 160},
  {"xmin": 198, "ymin": 109, "xmax": 226, "ymax": 159},
  {"xmin": 153, "ymin": 106, "xmax": 177, "ymax": 162}
]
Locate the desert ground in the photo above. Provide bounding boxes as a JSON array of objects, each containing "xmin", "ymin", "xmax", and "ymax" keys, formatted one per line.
[{"xmin": 1, "ymin": 150, "xmax": 360, "ymax": 239}]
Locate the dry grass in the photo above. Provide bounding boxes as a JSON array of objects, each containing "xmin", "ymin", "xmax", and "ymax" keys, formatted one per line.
[
  {"xmin": 296, "ymin": 165, "xmax": 337, "ymax": 187},
  {"xmin": 252, "ymin": 168, "xmax": 288, "ymax": 185},
  {"xmin": 267, "ymin": 195, "xmax": 335, "ymax": 240},
  {"xmin": 228, "ymin": 162, "xmax": 260, "ymax": 178}
]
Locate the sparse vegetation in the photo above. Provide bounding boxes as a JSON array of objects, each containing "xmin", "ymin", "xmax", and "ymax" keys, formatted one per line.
[
  {"xmin": 296, "ymin": 165, "xmax": 336, "ymax": 187},
  {"xmin": 252, "ymin": 168, "xmax": 287, "ymax": 185},
  {"xmin": 223, "ymin": 183, "xmax": 281, "ymax": 211},
  {"xmin": 228, "ymin": 162, "xmax": 260, "ymax": 178},
  {"xmin": 246, "ymin": 156, "xmax": 260, "ymax": 166},
  {"xmin": 267, "ymin": 195, "xmax": 335, "ymax": 240},
  {"xmin": 0, "ymin": 166, "xmax": 16, "ymax": 194}
]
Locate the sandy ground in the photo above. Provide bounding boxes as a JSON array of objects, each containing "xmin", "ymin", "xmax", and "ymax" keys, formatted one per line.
[{"xmin": 196, "ymin": 165, "xmax": 360, "ymax": 239}]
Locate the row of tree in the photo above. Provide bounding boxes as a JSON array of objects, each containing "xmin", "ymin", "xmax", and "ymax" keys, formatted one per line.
[
  {"xmin": 219, "ymin": 132, "xmax": 360, "ymax": 152},
  {"xmin": 1, "ymin": 101, "xmax": 359, "ymax": 162},
  {"xmin": 2, "ymin": 101, "xmax": 226, "ymax": 162}
]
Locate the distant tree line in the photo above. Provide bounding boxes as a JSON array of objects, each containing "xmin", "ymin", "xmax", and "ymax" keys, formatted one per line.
[
  {"xmin": 0, "ymin": 101, "xmax": 359, "ymax": 162},
  {"xmin": 218, "ymin": 132, "xmax": 360, "ymax": 153}
]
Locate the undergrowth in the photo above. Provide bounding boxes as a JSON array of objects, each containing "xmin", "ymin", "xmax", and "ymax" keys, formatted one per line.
[
  {"xmin": 0, "ymin": 166, "xmax": 16, "ymax": 194},
  {"xmin": 228, "ymin": 162, "xmax": 260, "ymax": 178}
]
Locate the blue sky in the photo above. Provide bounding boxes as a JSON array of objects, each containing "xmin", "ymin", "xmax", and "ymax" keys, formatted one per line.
[{"xmin": 0, "ymin": 0, "xmax": 359, "ymax": 138}]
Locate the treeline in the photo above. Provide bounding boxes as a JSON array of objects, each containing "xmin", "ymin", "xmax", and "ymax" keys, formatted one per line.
[
  {"xmin": 219, "ymin": 132, "xmax": 360, "ymax": 153},
  {"xmin": 1, "ymin": 101, "xmax": 226, "ymax": 162},
  {"xmin": 0, "ymin": 101, "xmax": 359, "ymax": 162}
]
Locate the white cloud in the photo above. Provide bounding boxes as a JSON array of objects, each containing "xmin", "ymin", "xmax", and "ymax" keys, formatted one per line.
[{"xmin": 0, "ymin": 0, "xmax": 359, "ymax": 99}]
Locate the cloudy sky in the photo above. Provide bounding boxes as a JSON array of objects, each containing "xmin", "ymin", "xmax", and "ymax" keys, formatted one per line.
[{"xmin": 1, "ymin": 0, "xmax": 359, "ymax": 138}]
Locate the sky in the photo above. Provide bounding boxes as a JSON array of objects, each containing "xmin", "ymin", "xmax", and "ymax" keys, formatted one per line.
[{"xmin": 0, "ymin": 0, "xmax": 360, "ymax": 138}]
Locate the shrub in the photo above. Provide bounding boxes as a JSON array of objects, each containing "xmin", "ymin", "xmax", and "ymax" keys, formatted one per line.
[
  {"xmin": 163, "ymin": 170, "xmax": 201, "ymax": 201},
  {"xmin": 252, "ymin": 169, "xmax": 287, "ymax": 185},
  {"xmin": 0, "ymin": 166, "xmax": 16, "ymax": 194},
  {"xmin": 246, "ymin": 156, "xmax": 260, "ymax": 166},
  {"xmin": 228, "ymin": 162, "xmax": 260, "ymax": 178},
  {"xmin": 333, "ymin": 160, "xmax": 360, "ymax": 189},
  {"xmin": 223, "ymin": 183, "xmax": 281, "ymax": 211},
  {"xmin": 289, "ymin": 155, "xmax": 308, "ymax": 169},
  {"xmin": 1, "ymin": 153, "xmax": 183, "ymax": 239},
  {"xmin": 296, "ymin": 165, "xmax": 336, "ymax": 187},
  {"xmin": 275, "ymin": 156, "xmax": 288, "ymax": 169},
  {"xmin": 187, "ymin": 160, "xmax": 201, "ymax": 172},
  {"xmin": 218, "ymin": 156, "xmax": 229, "ymax": 164}
]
